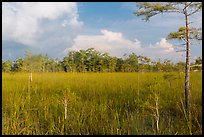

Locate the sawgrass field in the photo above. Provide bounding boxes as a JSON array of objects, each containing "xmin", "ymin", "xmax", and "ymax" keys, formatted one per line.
[{"xmin": 2, "ymin": 72, "xmax": 202, "ymax": 135}]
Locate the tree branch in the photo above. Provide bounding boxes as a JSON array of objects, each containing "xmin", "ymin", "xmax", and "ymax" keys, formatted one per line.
[
  {"xmin": 187, "ymin": 8, "xmax": 202, "ymax": 16},
  {"xmin": 183, "ymin": 2, "xmax": 193, "ymax": 11}
]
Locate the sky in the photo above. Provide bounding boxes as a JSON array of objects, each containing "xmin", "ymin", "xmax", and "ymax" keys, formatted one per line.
[{"xmin": 2, "ymin": 2, "xmax": 202, "ymax": 63}]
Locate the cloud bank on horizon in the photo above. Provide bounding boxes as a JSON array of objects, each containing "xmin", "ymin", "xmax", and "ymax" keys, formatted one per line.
[
  {"xmin": 2, "ymin": 2, "xmax": 201, "ymax": 62},
  {"xmin": 67, "ymin": 29, "xmax": 182, "ymax": 62}
]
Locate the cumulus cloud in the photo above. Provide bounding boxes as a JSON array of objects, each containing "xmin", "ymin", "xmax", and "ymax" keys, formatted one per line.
[
  {"xmin": 67, "ymin": 29, "xmax": 142, "ymax": 57},
  {"xmin": 67, "ymin": 29, "xmax": 183, "ymax": 62},
  {"xmin": 148, "ymin": 38, "xmax": 174, "ymax": 53},
  {"xmin": 2, "ymin": 2, "xmax": 83, "ymax": 46},
  {"xmin": 2, "ymin": 2, "xmax": 186, "ymax": 62},
  {"xmin": 143, "ymin": 38, "xmax": 184, "ymax": 62}
]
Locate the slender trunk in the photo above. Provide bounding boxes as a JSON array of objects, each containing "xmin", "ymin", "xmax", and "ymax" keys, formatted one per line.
[
  {"xmin": 184, "ymin": 2, "xmax": 191, "ymax": 113},
  {"xmin": 64, "ymin": 98, "xmax": 67, "ymax": 120},
  {"xmin": 30, "ymin": 72, "xmax": 32, "ymax": 82},
  {"xmin": 155, "ymin": 95, "xmax": 159, "ymax": 134}
]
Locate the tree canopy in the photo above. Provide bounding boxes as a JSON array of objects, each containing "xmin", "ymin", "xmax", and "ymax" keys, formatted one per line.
[{"xmin": 2, "ymin": 48, "xmax": 201, "ymax": 73}]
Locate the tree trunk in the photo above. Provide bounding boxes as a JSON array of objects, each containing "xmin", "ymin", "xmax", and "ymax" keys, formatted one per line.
[{"xmin": 184, "ymin": 2, "xmax": 191, "ymax": 113}]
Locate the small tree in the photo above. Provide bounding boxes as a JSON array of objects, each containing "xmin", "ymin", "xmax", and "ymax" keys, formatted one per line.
[
  {"xmin": 134, "ymin": 2, "xmax": 202, "ymax": 114},
  {"xmin": 12, "ymin": 58, "xmax": 24, "ymax": 72},
  {"xmin": 2, "ymin": 60, "xmax": 12, "ymax": 72}
]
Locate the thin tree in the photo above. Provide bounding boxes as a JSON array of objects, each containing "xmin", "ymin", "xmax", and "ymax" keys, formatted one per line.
[{"xmin": 134, "ymin": 2, "xmax": 202, "ymax": 114}]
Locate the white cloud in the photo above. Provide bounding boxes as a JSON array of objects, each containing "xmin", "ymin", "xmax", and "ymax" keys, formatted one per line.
[
  {"xmin": 67, "ymin": 29, "xmax": 183, "ymax": 62},
  {"xmin": 143, "ymin": 38, "xmax": 184, "ymax": 62},
  {"xmin": 68, "ymin": 29, "xmax": 142, "ymax": 57},
  {"xmin": 149, "ymin": 38, "xmax": 174, "ymax": 53},
  {"xmin": 2, "ymin": 2, "xmax": 83, "ymax": 46}
]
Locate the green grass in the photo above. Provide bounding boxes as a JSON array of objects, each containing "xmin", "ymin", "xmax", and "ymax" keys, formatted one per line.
[{"xmin": 2, "ymin": 72, "xmax": 202, "ymax": 135}]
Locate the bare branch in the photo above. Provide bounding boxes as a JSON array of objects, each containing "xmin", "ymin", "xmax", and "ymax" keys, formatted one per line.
[
  {"xmin": 176, "ymin": 50, "xmax": 186, "ymax": 52},
  {"xmin": 183, "ymin": 2, "xmax": 193, "ymax": 11},
  {"xmin": 187, "ymin": 7, "xmax": 202, "ymax": 16}
]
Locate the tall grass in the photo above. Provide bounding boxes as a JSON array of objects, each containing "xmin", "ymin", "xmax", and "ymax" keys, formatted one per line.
[{"xmin": 2, "ymin": 72, "xmax": 202, "ymax": 135}]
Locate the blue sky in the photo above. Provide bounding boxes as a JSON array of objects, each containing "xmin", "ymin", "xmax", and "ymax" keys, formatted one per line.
[{"xmin": 2, "ymin": 2, "xmax": 202, "ymax": 62}]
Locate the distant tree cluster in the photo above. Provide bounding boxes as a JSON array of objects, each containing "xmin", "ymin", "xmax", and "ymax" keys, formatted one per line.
[{"xmin": 2, "ymin": 48, "xmax": 202, "ymax": 73}]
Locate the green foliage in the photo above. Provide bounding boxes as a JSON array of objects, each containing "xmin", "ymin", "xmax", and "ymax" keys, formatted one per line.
[
  {"xmin": 134, "ymin": 2, "xmax": 202, "ymax": 21},
  {"xmin": 2, "ymin": 60, "xmax": 12, "ymax": 72},
  {"xmin": 167, "ymin": 27, "xmax": 202, "ymax": 42},
  {"xmin": 134, "ymin": 2, "xmax": 178, "ymax": 21},
  {"xmin": 195, "ymin": 57, "xmax": 202, "ymax": 65},
  {"xmin": 12, "ymin": 58, "xmax": 24, "ymax": 72},
  {"xmin": 2, "ymin": 49, "xmax": 202, "ymax": 73},
  {"xmin": 191, "ymin": 57, "xmax": 202, "ymax": 71},
  {"xmin": 175, "ymin": 62, "xmax": 185, "ymax": 72}
]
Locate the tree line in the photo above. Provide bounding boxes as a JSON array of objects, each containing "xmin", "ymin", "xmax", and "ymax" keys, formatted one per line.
[{"xmin": 2, "ymin": 48, "xmax": 202, "ymax": 73}]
